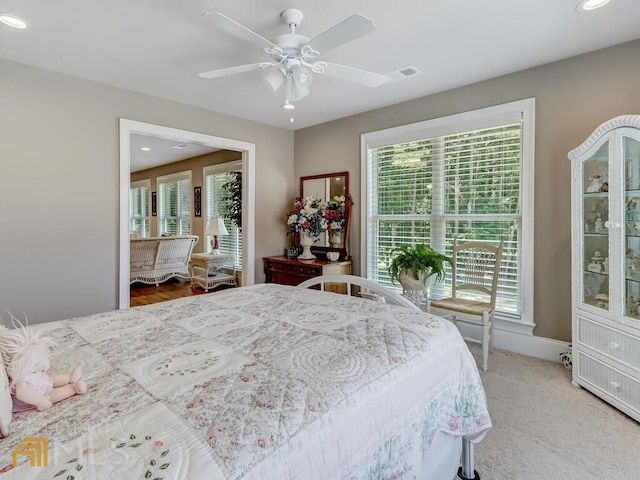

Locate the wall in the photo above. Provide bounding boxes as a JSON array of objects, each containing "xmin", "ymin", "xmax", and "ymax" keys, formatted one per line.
[
  {"xmin": 294, "ymin": 39, "xmax": 640, "ymax": 342},
  {"xmin": 0, "ymin": 58, "xmax": 293, "ymax": 324},
  {"xmin": 130, "ymin": 149, "xmax": 241, "ymax": 250}
]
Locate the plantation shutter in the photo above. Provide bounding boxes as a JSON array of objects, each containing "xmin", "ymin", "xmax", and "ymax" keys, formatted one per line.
[
  {"xmin": 204, "ymin": 169, "xmax": 243, "ymax": 272},
  {"xmin": 130, "ymin": 180, "xmax": 150, "ymax": 237},
  {"xmin": 158, "ymin": 172, "xmax": 191, "ymax": 236},
  {"xmin": 366, "ymin": 117, "xmax": 523, "ymax": 317}
]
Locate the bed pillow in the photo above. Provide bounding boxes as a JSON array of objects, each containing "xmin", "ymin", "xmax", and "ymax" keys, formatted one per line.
[{"xmin": 0, "ymin": 357, "xmax": 11, "ymax": 437}]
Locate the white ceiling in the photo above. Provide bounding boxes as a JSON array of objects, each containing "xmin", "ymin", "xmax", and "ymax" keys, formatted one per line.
[
  {"xmin": 130, "ymin": 134, "xmax": 220, "ymax": 172},
  {"xmin": 1, "ymin": 0, "xmax": 639, "ymax": 131}
]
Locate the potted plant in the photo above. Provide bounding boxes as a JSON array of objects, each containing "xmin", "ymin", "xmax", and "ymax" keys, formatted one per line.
[{"xmin": 388, "ymin": 244, "xmax": 453, "ymax": 296}]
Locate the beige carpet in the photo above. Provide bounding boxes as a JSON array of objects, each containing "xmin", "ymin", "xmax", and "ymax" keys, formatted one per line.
[{"xmin": 473, "ymin": 348, "xmax": 640, "ymax": 480}]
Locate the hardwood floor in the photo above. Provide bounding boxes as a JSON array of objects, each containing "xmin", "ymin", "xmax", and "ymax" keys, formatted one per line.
[{"xmin": 129, "ymin": 278, "xmax": 233, "ymax": 307}]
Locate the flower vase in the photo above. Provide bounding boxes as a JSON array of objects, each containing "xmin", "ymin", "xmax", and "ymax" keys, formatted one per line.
[
  {"xmin": 329, "ymin": 232, "xmax": 341, "ymax": 247},
  {"xmin": 298, "ymin": 233, "xmax": 316, "ymax": 260}
]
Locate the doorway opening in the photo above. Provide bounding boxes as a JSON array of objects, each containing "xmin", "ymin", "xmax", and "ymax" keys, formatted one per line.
[{"xmin": 119, "ymin": 119, "xmax": 256, "ymax": 309}]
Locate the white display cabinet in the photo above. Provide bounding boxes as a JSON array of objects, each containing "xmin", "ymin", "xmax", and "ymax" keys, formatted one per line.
[{"xmin": 569, "ymin": 115, "xmax": 640, "ymax": 422}]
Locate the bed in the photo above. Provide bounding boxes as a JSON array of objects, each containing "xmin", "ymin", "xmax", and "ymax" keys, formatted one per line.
[{"xmin": 0, "ymin": 282, "xmax": 490, "ymax": 479}]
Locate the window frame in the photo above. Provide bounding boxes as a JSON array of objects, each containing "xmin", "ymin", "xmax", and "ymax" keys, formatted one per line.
[
  {"xmin": 360, "ymin": 98, "xmax": 535, "ymax": 328},
  {"xmin": 203, "ymin": 161, "xmax": 243, "ymax": 272},
  {"xmin": 130, "ymin": 179, "xmax": 151, "ymax": 237},
  {"xmin": 156, "ymin": 170, "xmax": 192, "ymax": 236}
]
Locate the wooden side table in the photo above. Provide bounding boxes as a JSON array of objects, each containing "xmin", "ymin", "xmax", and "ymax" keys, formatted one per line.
[
  {"xmin": 263, "ymin": 255, "xmax": 352, "ymax": 294},
  {"xmin": 189, "ymin": 253, "xmax": 237, "ymax": 292}
]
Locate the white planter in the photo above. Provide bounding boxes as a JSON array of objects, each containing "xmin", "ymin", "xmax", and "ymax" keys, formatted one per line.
[{"xmin": 398, "ymin": 269, "xmax": 435, "ymax": 308}]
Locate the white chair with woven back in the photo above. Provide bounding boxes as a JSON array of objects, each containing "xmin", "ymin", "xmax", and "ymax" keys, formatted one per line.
[{"xmin": 430, "ymin": 239, "xmax": 504, "ymax": 371}]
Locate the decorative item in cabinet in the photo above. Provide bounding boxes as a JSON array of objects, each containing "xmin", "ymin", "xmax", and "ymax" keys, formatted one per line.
[
  {"xmin": 569, "ymin": 115, "xmax": 640, "ymax": 422},
  {"xmin": 263, "ymin": 256, "xmax": 352, "ymax": 294}
]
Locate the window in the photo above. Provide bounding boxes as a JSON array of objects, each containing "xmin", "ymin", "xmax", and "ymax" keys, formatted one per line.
[
  {"xmin": 130, "ymin": 179, "xmax": 150, "ymax": 237},
  {"xmin": 157, "ymin": 171, "xmax": 191, "ymax": 236},
  {"xmin": 362, "ymin": 99, "xmax": 534, "ymax": 324},
  {"xmin": 204, "ymin": 162, "xmax": 243, "ymax": 273}
]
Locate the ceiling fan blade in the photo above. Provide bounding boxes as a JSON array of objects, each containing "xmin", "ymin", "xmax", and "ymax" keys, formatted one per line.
[
  {"xmin": 202, "ymin": 12, "xmax": 276, "ymax": 50},
  {"xmin": 321, "ymin": 62, "xmax": 390, "ymax": 87},
  {"xmin": 199, "ymin": 63, "xmax": 267, "ymax": 79},
  {"xmin": 305, "ymin": 14, "xmax": 376, "ymax": 53}
]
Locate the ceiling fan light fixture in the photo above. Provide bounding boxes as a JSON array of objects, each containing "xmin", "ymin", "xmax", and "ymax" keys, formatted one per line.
[
  {"xmin": 264, "ymin": 69, "xmax": 284, "ymax": 92},
  {"xmin": 291, "ymin": 64, "xmax": 312, "ymax": 86},
  {"xmin": 576, "ymin": 0, "xmax": 610, "ymax": 12},
  {"xmin": 282, "ymin": 100, "xmax": 295, "ymax": 110}
]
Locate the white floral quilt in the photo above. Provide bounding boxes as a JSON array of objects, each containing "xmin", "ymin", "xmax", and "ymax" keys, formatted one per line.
[{"xmin": 0, "ymin": 284, "xmax": 490, "ymax": 479}]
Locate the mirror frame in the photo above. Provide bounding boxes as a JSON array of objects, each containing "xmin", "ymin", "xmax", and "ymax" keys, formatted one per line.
[{"xmin": 300, "ymin": 171, "xmax": 352, "ymax": 260}]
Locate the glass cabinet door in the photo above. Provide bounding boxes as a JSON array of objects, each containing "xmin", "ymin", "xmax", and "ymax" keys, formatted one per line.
[
  {"xmin": 582, "ymin": 141, "xmax": 609, "ymax": 311},
  {"xmin": 624, "ymin": 136, "xmax": 640, "ymax": 320}
]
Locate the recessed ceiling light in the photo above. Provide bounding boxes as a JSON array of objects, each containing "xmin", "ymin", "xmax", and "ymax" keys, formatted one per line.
[
  {"xmin": 576, "ymin": 0, "xmax": 610, "ymax": 12},
  {"xmin": 140, "ymin": 147, "xmax": 150, "ymax": 151},
  {"xmin": 0, "ymin": 14, "xmax": 30, "ymax": 29}
]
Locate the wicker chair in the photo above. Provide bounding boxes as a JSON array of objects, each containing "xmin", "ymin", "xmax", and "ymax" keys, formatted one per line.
[{"xmin": 430, "ymin": 240, "xmax": 504, "ymax": 371}]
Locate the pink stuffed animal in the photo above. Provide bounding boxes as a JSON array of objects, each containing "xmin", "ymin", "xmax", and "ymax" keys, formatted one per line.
[{"xmin": 0, "ymin": 324, "xmax": 86, "ymax": 413}]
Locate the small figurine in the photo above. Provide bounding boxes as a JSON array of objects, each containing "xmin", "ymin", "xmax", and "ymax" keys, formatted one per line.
[
  {"xmin": 588, "ymin": 251, "xmax": 604, "ymax": 273},
  {"xmin": 587, "ymin": 174, "xmax": 603, "ymax": 193},
  {"xmin": 599, "ymin": 182, "xmax": 609, "ymax": 193},
  {"xmin": 0, "ymin": 322, "xmax": 87, "ymax": 413},
  {"xmin": 628, "ymin": 294, "xmax": 638, "ymax": 316},
  {"xmin": 627, "ymin": 197, "xmax": 640, "ymax": 223},
  {"xmin": 594, "ymin": 293, "xmax": 609, "ymax": 309},
  {"xmin": 594, "ymin": 216, "xmax": 605, "ymax": 232}
]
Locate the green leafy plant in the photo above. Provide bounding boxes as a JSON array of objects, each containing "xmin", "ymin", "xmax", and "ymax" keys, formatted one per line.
[
  {"xmin": 388, "ymin": 244, "xmax": 453, "ymax": 285},
  {"xmin": 222, "ymin": 171, "xmax": 242, "ymax": 228}
]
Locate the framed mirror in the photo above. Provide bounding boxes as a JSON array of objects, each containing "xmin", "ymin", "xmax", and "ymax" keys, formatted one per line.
[{"xmin": 300, "ymin": 171, "xmax": 351, "ymax": 260}]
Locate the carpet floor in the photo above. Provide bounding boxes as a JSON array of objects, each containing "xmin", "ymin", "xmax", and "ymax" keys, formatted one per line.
[{"xmin": 473, "ymin": 348, "xmax": 640, "ymax": 480}]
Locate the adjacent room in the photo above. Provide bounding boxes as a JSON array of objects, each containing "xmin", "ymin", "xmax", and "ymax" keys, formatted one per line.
[{"xmin": 1, "ymin": 1, "xmax": 639, "ymax": 479}]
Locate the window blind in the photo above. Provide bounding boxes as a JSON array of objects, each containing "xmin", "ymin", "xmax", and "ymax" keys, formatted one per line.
[
  {"xmin": 130, "ymin": 180, "xmax": 150, "ymax": 237},
  {"xmin": 367, "ymin": 123, "xmax": 523, "ymax": 316},
  {"xmin": 158, "ymin": 172, "xmax": 191, "ymax": 236}
]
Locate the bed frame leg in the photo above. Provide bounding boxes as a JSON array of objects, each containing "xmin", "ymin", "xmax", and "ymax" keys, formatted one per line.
[{"xmin": 457, "ymin": 438, "xmax": 480, "ymax": 480}]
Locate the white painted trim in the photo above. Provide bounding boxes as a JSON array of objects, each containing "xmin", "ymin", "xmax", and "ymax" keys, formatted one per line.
[
  {"xmin": 494, "ymin": 315, "xmax": 536, "ymax": 335},
  {"xmin": 119, "ymin": 119, "xmax": 256, "ymax": 308},
  {"xmin": 202, "ymin": 160, "xmax": 243, "ymax": 177},
  {"xmin": 454, "ymin": 321, "xmax": 569, "ymax": 363}
]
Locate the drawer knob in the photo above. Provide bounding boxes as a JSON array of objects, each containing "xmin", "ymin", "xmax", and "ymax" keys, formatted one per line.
[
  {"xmin": 610, "ymin": 381, "xmax": 620, "ymax": 390},
  {"xmin": 609, "ymin": 342, "xmax": 620, "ymax": 350}
]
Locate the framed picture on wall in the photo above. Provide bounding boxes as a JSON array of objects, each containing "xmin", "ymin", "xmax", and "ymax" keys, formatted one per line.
[
  {"xmin": 194, "ymin": 186, "xmax": 202, "ymax": 217},
  {"xmin": 151, "ymin": 191, "xmax": 157, "ymax": 217}
]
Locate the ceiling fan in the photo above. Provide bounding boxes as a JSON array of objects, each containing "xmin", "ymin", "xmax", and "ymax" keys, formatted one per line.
[{"xmin": 199, "ymin": 8, "xmax": 395, "ymax": 109}]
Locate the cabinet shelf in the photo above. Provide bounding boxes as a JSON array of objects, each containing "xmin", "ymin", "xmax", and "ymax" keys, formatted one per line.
[{"xmin": 584, "ymin": 270, "xmax": 609, "ymax": 277}]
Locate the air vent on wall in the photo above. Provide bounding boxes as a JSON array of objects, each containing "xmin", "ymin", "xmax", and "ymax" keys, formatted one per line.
[
  {"xmin": 387, "ymin": 65, "xmax": 421, "ymax": 81},
  {"xmin": 171, "ymin": 143, "xmax": 191, "ymax": 149}
]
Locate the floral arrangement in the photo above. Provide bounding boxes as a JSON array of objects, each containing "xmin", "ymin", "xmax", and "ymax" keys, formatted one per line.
[
  {"xmin": 323, "ymin": 196, "xmax": 346, "ymax": 234},
  {"xmin": 286, "ymin": 196, "xmax": 327, "ymax": 240}
]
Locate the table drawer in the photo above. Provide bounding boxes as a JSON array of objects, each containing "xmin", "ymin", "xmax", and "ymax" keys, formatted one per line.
[
  {"xmin": 576, "ymin": 351, "xmax": 640, "ymax": 412},
  {"xmin": 577, "ymin": 316, "xmax": 640, "ymax": 371}
]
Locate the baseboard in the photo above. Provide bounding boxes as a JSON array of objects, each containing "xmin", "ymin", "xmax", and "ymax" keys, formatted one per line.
[{"xmin": 454, "ymin": 322, "xmax": 570, "ymax": 363}]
